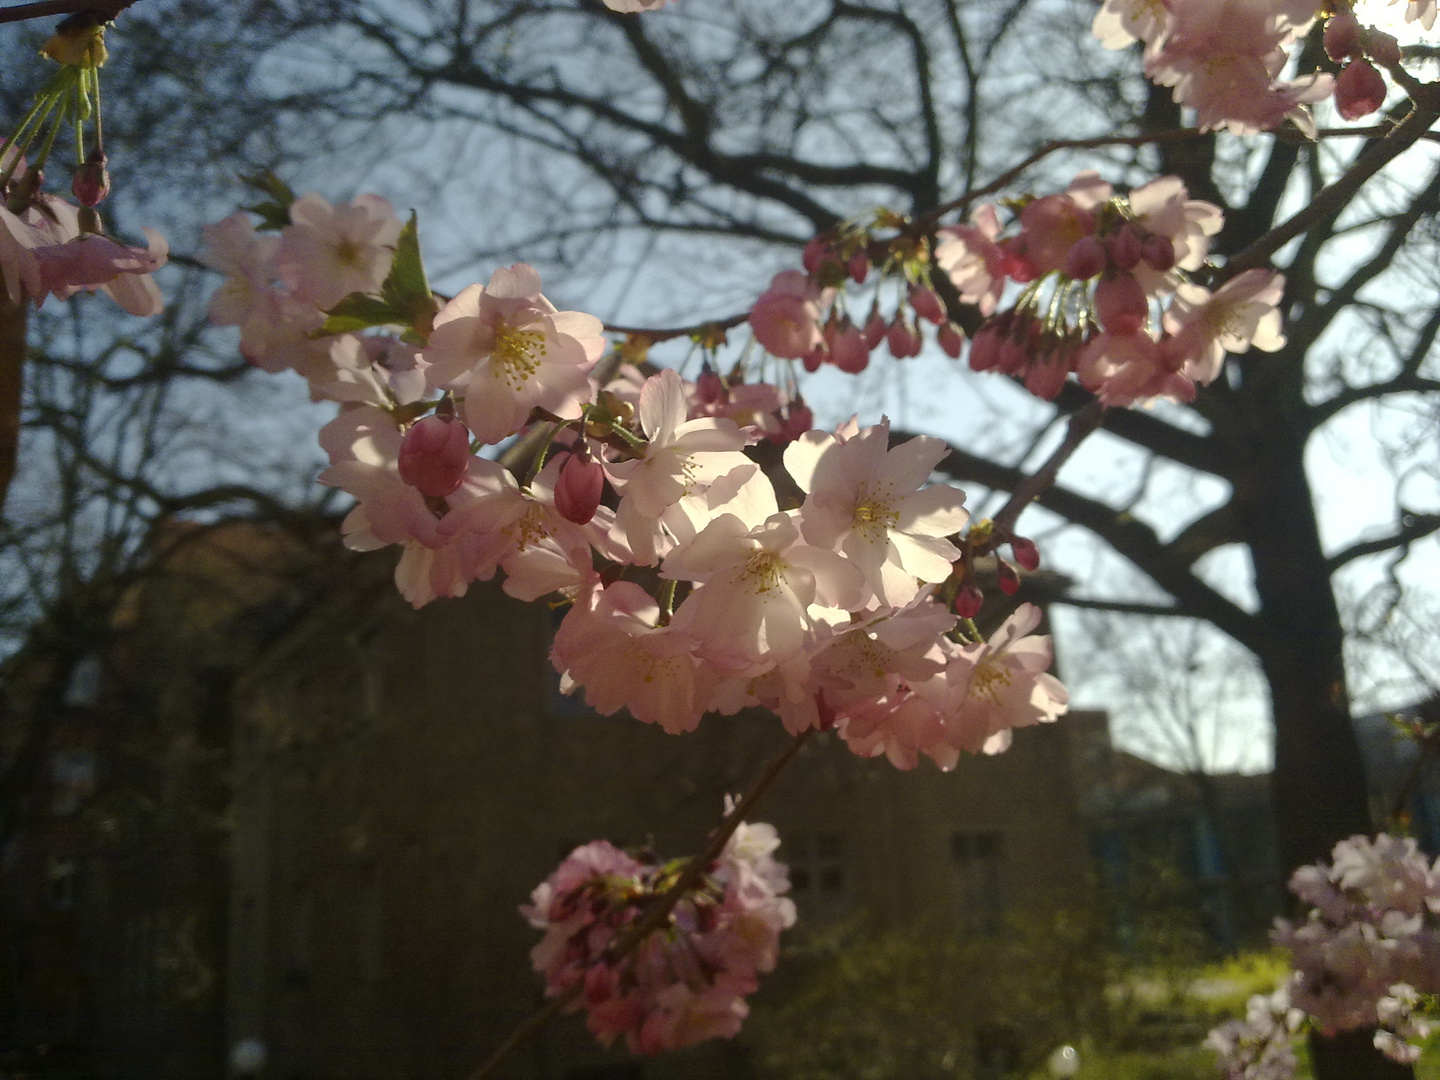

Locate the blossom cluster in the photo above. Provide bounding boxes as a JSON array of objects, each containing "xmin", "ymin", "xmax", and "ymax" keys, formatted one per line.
[
  {"xmin": 935, "ymin": 171, "xmax": 1283, "ymax": 406},
  {"xmin": 1209, "ymin": 834, "xmax": 1440, "ymax": 1077},
  {"xmin": 1091, "ymin": 0, "xmax": 1415, "ymax": 134},
  {"xmin": 0, "ymin": 152, "xmax": 166, "ymax": 315},
  {"xmin": 521, "ymin": 818, "xmax": 795, "ymax": 1054},
  {"xmin": 201, "ymin": 190, "xmax": 1070, "ymax": 771}
]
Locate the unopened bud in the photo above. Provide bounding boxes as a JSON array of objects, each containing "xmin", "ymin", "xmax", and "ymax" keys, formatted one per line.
[
  {"xmin": 1106, "ymin": 225, "xmax": 1143, "ymax": 272},
  {"xmin": 780, "ymin": 398, "xmax": 814, "ymax": 442},
  {"xmin": 77, "ymin": 205, "xmax": 102, "ymax": 235},
  {"xmin": 553, "ymin": 450, "xmax": 605, "ymax": 525},
  {"xmin": 887, "ymin": 315, "xmax": 922, "ymax": 359},
  {"xmin": 1061, "ymin": 235, "xmax": 1106, "ymax": 280},
  {"xmin": 1325, "ymin": 11, "xmax": 1363, "ymax": 62},
  {"xmin": 695, "ymin": 363, "xmax": 725, "ymax": 405},
  {"xmin": 1335, "ymin": 59, "xmax": 1387, "ymax": 121},
  {"xmin": 937, "ymin": 321, "xmax": 966, "ymax": 360},
  {"xmin": 908, "ymin": 283, "xmax": 946, "ymax": 325},
  {"xmin": 397, "ymin": 415, "xmax": 471, "ymax": 498},
  {"xmin": 827, "ymin": 318, "xmax": 870, "ymax": 374},
  {"xmin": 72, "ymin": 151, "xmax": 109, "ymax": 207},
  {"xmin": 953, "ymin": 584, "xmax": 984, "ymax": 619},
  {"xmin": 996, "ymin": 559, "xmax": 1021, "ymax": 596},
  {"xmin": 862, "ymin": 309, "xmax": 888, "ymax": 350},
  {"xmin": 848, "ymin": 249, "xmax": 871, "ymax": 284},
  {"xmin": 1094, "ymin": 271, "xmax": 1148, "ymax": 336},
  {"xmin": 802, "ymin": 235, "xmax": 831, "ymax": 275},
  {"xmin": 1367, "ymin": 30, "xmax": 1401, "ymax": 67},
  {"xmin": 1140, "ymin": 233, "xmax": 1175, "ymax": 273},
  {"xmin": 1010, "ymin": 535, "xmax": 1041, "ymax": 572}
]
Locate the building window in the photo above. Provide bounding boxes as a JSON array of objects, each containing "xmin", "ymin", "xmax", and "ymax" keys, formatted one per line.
[
  {"xmin": 787, "ymin": 833, "xmax": 846, "ymax": 899},
  {"xmin": 952, "ymin": 831, "xmax": 1005, "ymax": 935}
]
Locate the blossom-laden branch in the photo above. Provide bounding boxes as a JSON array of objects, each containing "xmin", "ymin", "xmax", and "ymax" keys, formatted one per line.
[{"xmin": 468, "ymin": 727, "xmax": 812, "ymax": 1080}]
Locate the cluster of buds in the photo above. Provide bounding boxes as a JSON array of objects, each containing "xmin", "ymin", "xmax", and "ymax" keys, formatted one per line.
[
  {"xmin": 0, "ymin": 15, "xmax": 165, "ymax": 314},
  {"xmin": 202, "ymin": 187, "xmax": 1069, "ymax": 772},
  {"xmin": 1211, "ymin": 834, "xmax": 1440, "ymax": 1076},
  {"xmin": 521, "ymin": 818, "xmax": 795, "ymax": 1054},
  {"xmin": 1325, "ymin": 8, "xmax": 1403, "ymax": 120},
  {"xmin": 1092, "ymin": 0, "xmax": 1417, "ymax": 135},
  {"xmin": 936, "ymin": 171, "xmax": 1285, "ymax": 406},
  {"xmin": 748, "ymin": 214, "xmax": 967, "ymax": 375}
]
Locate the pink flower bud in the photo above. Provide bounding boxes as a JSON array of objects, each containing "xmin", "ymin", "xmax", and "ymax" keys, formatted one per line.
[
  {"xmin": 1325, "ymin": 11, "xmax": 1363, "ymax": 62},
  {"xmin": 908, "ymin": 283, "xmax": 946, "ymax": 325},
  {"xmin": 887, "ymin": 315, "xmax": 922, "ymax": 359},
  {"xmin": 398, "ymin": 415, "xmax": 471, "ymax": 498},
  {"xmin": 1010, "ymin": 535, "xmax": 1041, "ymax": 572},
  {"xmin": 696, "ymin": 363, "xmax": 725, "ymax": 404},
  {"xmin": 802, "ymin": 235, "xmax": 830, "ymax": 275},
  {"xmin": 71, "ymin": 151, "xmax": 109, "ymax": 207},
  {"xmin": 1094, "ymin": 271, "xmax": 1148, "ymax": 336},
  {"xmin": 937, "ymin": 321, "xmax": 966, "ymax": 359},
  {"xmin": 554, "ymin": 450, "xmax": 605, "ymax": 525},
  {"xmin": 1335, "ymin": 59, "xmax": 1387, "ymax": 121},
  {"xmin": 862, "ymin": 309, "xmax": 888, "ymax": 349},
  {"xmin": 999, "ymin": 237, "xmax": 1037, "ymax": 283},
  {"xmin": 1368, "ymin": 30, "xmax": 1401, "ymax": 66},
  {"xmin": 1106, "ymin": 225, "xmax": 1143, "ymax": 271},
  {"xmin": 848, "ymin": 249, "xmax": 871, "ymax": 284},
  {"xmin": 968, "ymin": 318, "xmax": 1007, "ymax": 372},
  {"xmin": 775, "ymin": 399, "xmax": 813, "ymax": 443},
  {"xmin": 1140, "ymin": 233, "xmax": 1175, "ymax": 273},
  {"xmin": 996, "ymin": 559, "xmax": 1021, "ymax": 596},
  {"xmin": 827, "ymin": 318, "xmax": 870, "ymax": 374},
  {"xmin": 953, "ymin": 584, "xmax": 984, "ymax": 619},
  {"xmin": 1061, "ymin": 235, "xmax": 1106, "ymax": 280}
]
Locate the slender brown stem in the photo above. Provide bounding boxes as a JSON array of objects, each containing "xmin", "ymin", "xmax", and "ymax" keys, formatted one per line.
[
  {"xmin": 0, "ymin": 0, "xmax": 138, "ymax": 24},
  {"xmin": 1223, "ymin": 83, "xmax": 1440, "ymax": 280},
  {"xmin": 466, "ymin": 726, "xmax": 815, "ymax": 1080},
  {"xmin": 992, "ymin": 399, "xmax": 1106, "ymax": 536}
]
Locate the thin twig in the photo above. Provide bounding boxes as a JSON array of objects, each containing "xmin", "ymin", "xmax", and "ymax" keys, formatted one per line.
[
  {"xmin": 467, "ymin": 726, "xmax": 815, "ymax": 1080},
  {"xmin": 0, "ymin": 0, "xmax": 138, "ymax": 24},
  {"xmin": 992, "ymin": 399, "xmax": 1106, "ymax": 536}
]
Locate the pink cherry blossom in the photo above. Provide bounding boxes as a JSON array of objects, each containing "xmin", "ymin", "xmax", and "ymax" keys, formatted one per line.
[
  {"xmin": 749, "ymin": 270, "xmax": 828, "ymax": 359},
  {"xmin": 784, "ymin": 419, "xmax": 969, "ymax": 608},
  {"xmin": 276, "ymin": 192, "xmax": 402, "ymax": 310},
  {"xmin": 424, "ymin": 263, "xmax": 605, "ymax": 444}
]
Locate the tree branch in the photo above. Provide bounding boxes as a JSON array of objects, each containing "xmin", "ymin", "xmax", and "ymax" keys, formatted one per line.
[{"xmin": 1326, "ymin": 513, "xmax": 1440, "ymax": 573}]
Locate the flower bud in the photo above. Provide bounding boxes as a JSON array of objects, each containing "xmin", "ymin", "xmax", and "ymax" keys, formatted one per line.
[
  {"xmin": 1368, "ymin": 30, "xmax": 1401, "ymax": 67},
  {"xmin": 801, "ymin": 344, "xmax": 827, "ymax": 373},
  {"xmin": 861, "ymin": 308, "xmax": 888, "ymax": 349},
  {"xmin": 908, "ymin": 283, "xmax": 946, "ymax": 325},
  {"xmin": 398, "ymin": 415, "xmax": 471, "ymax": 498},
  {"xmin": 1010, "ymin": 535, "xmax": 1041, "ymax": 572},
  {"xmin": 802, "ymin": 235, "xmax": 831, "ymax": 275},
  {"xmin": 937, "ymin": 321, "xmax": 966, "ymax": 359},
  {"xmin": 554, "ymin": 450, "xmax": 605, "ymax": 525},
  {"xmin": 827, "ymin": 318, "xmax": 870, "ymax": 374},
  {"xmin": 1140, "ymin": 233, "xmax": 1175, "ymax": 273},
  {"xmin": 776, "ymin": 398, "xmax": 814, "ymax": 443},
  {"xmin": 695, "ymin": 363, "xmax": 725, "ymax": 405},
  {"xmin": 72, "ymin": 151, "xmax": 109, "ymax": 207},
  {"xmin": 953, "ymin": 583, "xmax": 984, "ymax": 619},
  {"xmin": 1325, "ymin": 10, "xmax": 1363, "ymax": 62},
  {"xmin": 887, "ymin": 315, "xmax": 922, "ymax": 358},
  {"xmin": 996, "ymin": 558, "xmax": 1021, "ymax": 596},
  {"xmin": 1106, "ymin": 225, "xmax": 1143, "ymax": 272},
  {"xmin": 1094, "ymin": 271, "xmax": 1148, "ymax": 336},
  {"xmin": 1335, "ymin": 58, "xmax": 1387, "ymax": 121},
  {"xmin": 999, "ymin": 237, "xmax": 1037, "ymax": 283},
  {"xmin": 968, "ymin": 320, "xmax": 1005, "ymax": 372},
  {"xmin": 848, "ymin": 249, "xmax": 871, "ymax": 284},
  {"xmin": 1061, "ymin": 235, "xmax": 1106, "ymax": 280}
]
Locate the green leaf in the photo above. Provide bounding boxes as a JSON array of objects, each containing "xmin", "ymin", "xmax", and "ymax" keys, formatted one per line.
[
  {"xmin": 314, "ymin": 293, "xmax": 407, "ymax": 337},
  {"xmin": 238, "ymin": 170, "xmax": 297, "ymax": 232},
  {"xmin": 381, "ymin": 212, "xmax": 431, "ymax": 313}
]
